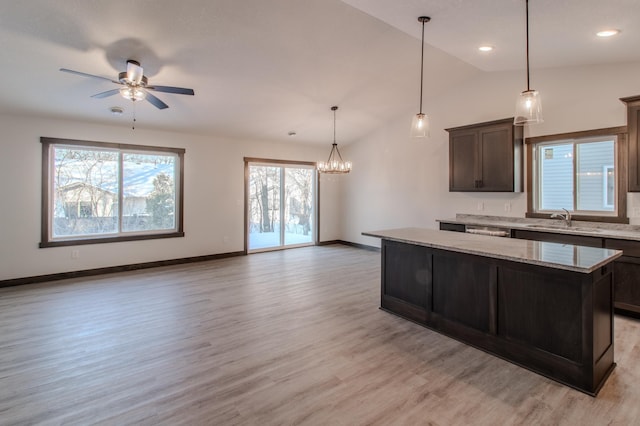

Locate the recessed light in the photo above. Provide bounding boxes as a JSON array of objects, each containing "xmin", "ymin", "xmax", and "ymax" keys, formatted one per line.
[
  {"xmin": 478, "ymin": 45, "xmax": 494, "ymax": 52},
  {"xmin": 596, "ymin": 29, "xmax": 620, "ymax": 38}
]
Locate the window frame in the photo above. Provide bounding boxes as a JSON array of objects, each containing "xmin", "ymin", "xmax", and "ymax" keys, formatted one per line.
[
  {"xmin": 525, "ymin": 126, "xmax": 628, "ymax": 224},
  {"xmin": 40, "ymin": 137, "xmax": 185, "ymax": 248},
  {"xmin": 243, "ymin": 157, "xmax": 319, "ymax": 254}
]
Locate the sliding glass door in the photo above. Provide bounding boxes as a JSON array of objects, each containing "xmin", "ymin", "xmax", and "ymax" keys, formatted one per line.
[{"xmin": 246, "ymin": 160, "xmax": 316, "ymax": 252}]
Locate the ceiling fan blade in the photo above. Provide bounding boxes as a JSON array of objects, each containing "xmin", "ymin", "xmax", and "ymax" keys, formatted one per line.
[
  {"xmin": 91, "ymin": 89, "xmax": 121, "ymax": 99},
  {"xmin": 60, "ymin": 68, "xmax": 120, "ymax": 84},
  {"xmin": 146, "ymin": 85, "xmax": 195, "ymax": 96},
  {"xmin": 126, "ymin": 61, "xmax": 144, "ymax": 85},
  {"xmin": 145, "ymin": 91, "xmax": 169, "ymax": 109}
]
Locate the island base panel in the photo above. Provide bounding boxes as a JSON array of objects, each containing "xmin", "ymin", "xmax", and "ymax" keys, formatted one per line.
[{"xmin": 379, "ymin": 239, "xmax": 615, "ymax": 396}]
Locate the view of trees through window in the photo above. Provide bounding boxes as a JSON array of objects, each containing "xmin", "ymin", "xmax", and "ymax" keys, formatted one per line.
[
  {"xmin": 247, "ymin": 163, "xmax": 315, "ymax": 251},
  {"xmin": 42, "ymin": 138, "xmax": 183, "ymax": 245}
]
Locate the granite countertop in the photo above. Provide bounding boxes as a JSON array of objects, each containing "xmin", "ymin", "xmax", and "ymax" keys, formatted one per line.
[
  {"xmin": 437, "ymin": 214, "xmax": 640, "ymax": 241},
  {"xmin": 363, "ymin": 227, "xmax": 622, "ymax": 273}
]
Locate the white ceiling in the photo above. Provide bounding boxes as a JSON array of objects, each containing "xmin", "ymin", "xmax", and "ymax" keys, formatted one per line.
[
  {"xmin": 0, "ymin": 0, "xmax": 637, "ymax": 145},
  {"xmin": 342, "ymin": 0, "xmax": 640, "ymax": 72}
]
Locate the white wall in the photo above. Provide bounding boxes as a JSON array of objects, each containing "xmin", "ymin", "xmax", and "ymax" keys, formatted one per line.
[
  {"xmin": 342, "ymin": 61, "xmax": 640, "ymax": 247},
  {"xmin": 0, "ymin": 114, "xmax": 341, "ymax": 281}
]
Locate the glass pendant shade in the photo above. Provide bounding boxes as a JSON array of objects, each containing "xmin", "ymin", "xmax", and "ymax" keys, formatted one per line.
[
  {"xmin": 411, "ymin": 113, "xmax": 429, "ymax": 138},
  {"xmin": 514, "ymin": 89, "xmax": 543, "ymax": 125}
]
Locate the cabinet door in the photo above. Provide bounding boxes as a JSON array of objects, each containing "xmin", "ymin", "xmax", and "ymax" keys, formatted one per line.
[
  {"xmin": 381, "ymin": 240, "xmax": 431, "ymax": 322},
  {"xmin": 628, "ymin": 104, "xmax": 640, "ymax": 191},
  {"xmin": 449, "ymin": 130, "xmax": 478, "ymax": 191},
  {"xmin": 605, "ymin": 238, "xmax": 640, "ymax": 316},
  {"xmin": 439, "ymin": 222, "xmax": 465, "ymax": 232},
  {"xmin": 478, "ymin": 124, "xmax": 514, "ymax": 191},
  {"xmin": 612, "ymin": 258, "xmax": 640, "ymax": 316}
]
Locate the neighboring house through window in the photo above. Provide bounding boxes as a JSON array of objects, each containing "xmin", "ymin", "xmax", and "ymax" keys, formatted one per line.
[
  {"xmin": 526, "ymin": 127, "xmax": 628, "ymax": 223},
  {"xmin": 40, "ymin": 137, "xmax": 185, "ymax": 247}
]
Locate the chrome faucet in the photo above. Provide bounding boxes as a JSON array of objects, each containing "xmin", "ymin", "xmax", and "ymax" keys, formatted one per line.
[{"xmin": 551, "ymin": 208, "xmax": 572, "ymax": 227}]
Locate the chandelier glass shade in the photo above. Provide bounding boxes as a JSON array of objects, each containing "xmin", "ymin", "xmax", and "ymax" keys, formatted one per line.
[{"xmin": 318, "ymin": 106, "xmax": 352, "ymax": 174}]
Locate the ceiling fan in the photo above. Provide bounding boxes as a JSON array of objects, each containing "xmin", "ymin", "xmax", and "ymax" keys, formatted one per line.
[{"xmin": 60, "ymin": 60, "xmax": 195, "ymax": 109}]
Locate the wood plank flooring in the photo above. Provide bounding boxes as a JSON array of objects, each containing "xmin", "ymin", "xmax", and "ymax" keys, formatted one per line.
[{"xmin": 1, "ymin": 244, "xmax": 640, "ymax": 425}]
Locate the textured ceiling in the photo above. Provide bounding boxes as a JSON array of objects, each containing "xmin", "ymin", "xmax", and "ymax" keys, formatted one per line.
[{"xmin": 0, "ymin": 0, "xmax": 636, "ymax": 145}]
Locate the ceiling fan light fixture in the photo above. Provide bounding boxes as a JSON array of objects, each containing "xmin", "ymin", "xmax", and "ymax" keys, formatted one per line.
[
  {"xmin": 125, "ymin": 60, "xmax": 144, "ymax": 85},
  {"xmin": 120, "ymin": 86, "xmax": 146, "ymax": 101}
]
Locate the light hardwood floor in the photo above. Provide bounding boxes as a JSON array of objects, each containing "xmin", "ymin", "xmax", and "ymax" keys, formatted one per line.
[{"xmin": 1, "ymin": 244, "xmax": 640, "ymax": 425}]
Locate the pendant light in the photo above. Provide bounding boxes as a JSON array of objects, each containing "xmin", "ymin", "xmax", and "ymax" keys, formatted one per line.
[
  {"xmin": 317, "ymin": 106, "xmax": 352, "ymax": 174},
  {"xmin": 411, "ymin": 16, "xmax": 431, "ymax": 138},
  {"xmin": 514, "ymin": 0, "xmax": 543, "ymax": 125}
]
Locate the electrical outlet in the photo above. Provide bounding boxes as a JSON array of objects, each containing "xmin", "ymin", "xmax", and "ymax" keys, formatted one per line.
[
  {"xmin": 223, "ymin": 236, "xmax": 229, "ymax": 243},
  {"xmin": 504, "ymin": 202, "xmax": 512, "ymax": 212},
  {"xmin": 477, "ymin": 202, "xmax": 484, "ymax": 211},
  {"xmin": 633, "ymin": 207, "xmax": 640, "ymax": 217},
  {"xmin": 71, "ymin": 249, "xmax": 80, "ymax": 259}
]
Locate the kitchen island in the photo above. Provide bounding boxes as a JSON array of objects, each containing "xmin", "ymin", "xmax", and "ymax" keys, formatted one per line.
[{"xmin": 363, "ymin": 228, "xmax": 623, "ymax": 396}]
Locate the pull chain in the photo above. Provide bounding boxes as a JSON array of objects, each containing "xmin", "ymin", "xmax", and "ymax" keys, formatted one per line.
[{"xmin": 132, "ymin": 100, "xmax": 137, "ymax": 130}]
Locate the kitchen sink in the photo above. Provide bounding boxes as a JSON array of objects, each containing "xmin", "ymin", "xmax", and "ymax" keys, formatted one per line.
[{"xmin": 525, "ymin": 224, "xmax": 600, "ymax": 232}]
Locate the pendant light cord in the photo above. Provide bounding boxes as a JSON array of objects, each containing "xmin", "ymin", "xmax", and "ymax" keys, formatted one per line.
[
  {"xmin": 526, "ymin": 0, "xmax": 530, "ymax": 91},
  {"xmin": 333, "ymin": 107, "xmax": 337, "ymax": 144}
]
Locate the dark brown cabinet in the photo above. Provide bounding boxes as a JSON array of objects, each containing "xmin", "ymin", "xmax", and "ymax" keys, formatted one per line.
[
  {"xmin": 378, "ymin": 238, "xmax": 614, "ymax": 395},
  {"xmin": 621, "ymin": 95, "xmax": 640, "ymax": 192},
  {"xmin": 446, "ymin": 118, "xmax": 523, "ymax": 192},
  {"xmin": 509, "ymin": 227, "xmax": 640, "ymax": 318},
  {"xmin": 605, "ymin": 238, "xmax": 640, "ymax": 317}
]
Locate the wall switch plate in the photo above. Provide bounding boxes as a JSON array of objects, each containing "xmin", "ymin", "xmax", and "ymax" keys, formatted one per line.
[
  {"xmin": 477, "ymin": 202, "xmax": 484, "ymax": 211},
  {"xmin": 71, "ymin": 249, "xmax": 80, "ymax": 259},
  {"xmin": 633, "ymin": 207, "xmax": 640, "ymax": 217},
  {"xmin": 504, "ymin": 202, "xmax": 512, "ymax": 212}
]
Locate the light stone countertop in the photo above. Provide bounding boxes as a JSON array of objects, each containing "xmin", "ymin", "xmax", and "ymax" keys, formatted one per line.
[
  {"xmin": 437, "ymin": 214, "xmax": 640, "ymax": 241},
  {"xmin": 363, "ymin": 227, "xmax": 622, "ymax": 273}
]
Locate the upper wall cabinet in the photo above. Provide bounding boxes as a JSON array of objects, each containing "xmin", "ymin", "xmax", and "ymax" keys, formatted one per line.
[
  {"xmin": 446, "ymin": 118, "xmax": 524, "ymax": 192},
  {"xmin": 621, "ymin": 95, "xmax": 640, "ymax": 192}
]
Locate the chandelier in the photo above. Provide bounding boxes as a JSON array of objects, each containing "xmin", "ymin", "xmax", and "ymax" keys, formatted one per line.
[{"xmin": 318, "ymin": 106, "xmax": 352, "ymax": 174}]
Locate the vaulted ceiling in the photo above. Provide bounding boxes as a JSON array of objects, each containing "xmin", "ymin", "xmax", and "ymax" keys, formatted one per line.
[{"xmin": 0, "ymin": 0, "xmax": 637, "ymax": 145}]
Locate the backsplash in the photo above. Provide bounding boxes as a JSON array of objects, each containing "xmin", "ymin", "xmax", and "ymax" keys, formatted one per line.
[{"xmin": 455, "ymin": 214, "xmax": 640, "ymax": 232}]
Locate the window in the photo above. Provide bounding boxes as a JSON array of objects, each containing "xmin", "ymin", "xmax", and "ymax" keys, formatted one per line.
[
  {"xmin": 244, "ymin": 158, "xmax": 317, "ymax": 252},
  {"xmin": 526, "ymin": 127, "xmax": 627, "ymax": 223},
  {"xmin": 41, "ymin": 137, "xmax": 185, "ymax": 247}
]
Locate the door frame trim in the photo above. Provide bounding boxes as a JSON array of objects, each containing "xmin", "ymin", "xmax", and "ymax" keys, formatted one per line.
[{"xmin": 244, "ymin": 157, "xmax": 319, "ymax": 254}]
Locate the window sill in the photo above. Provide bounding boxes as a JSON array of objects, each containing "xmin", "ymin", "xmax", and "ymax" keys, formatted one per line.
[{"xmin": 39, "ymin": 231, "xmax": 185, "ymax": 248}]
